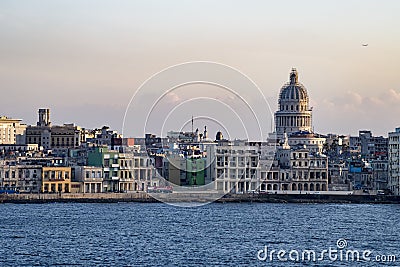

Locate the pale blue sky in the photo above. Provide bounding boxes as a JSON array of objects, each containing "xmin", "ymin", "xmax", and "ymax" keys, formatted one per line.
[{"xmin": 1, "ymin": 0, "xmax": 399, "ymax": 138}]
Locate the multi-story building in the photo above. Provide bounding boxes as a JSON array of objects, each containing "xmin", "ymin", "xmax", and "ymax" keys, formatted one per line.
[
  {"xmin": 213, "ymin": 141, "xmax": 260, "ymax": 193},
  {"xmin": 85, "ymin": 126, "xmax": 122, "ymax": 147},
  {"xmin": 15, "ymin": 165, "xmax": 42, "ymax": 193},
  {"xmin": 162, "ymin": 153, "xmax": 206, "ymax": 186},
  {"xmin": 26, "ymin": 109, "xmax": 83, "ymax": 150},
  {"xmin": 119, "ymin": 153, "xmax": 154, "ymax": 192},
  {"xmin": 258, "ymin": 160, "xmax": 280, "ymax": 191},
  {"xmin": 73, "ymin": 166, "xmax": 103, "ymax": 193},
  {"xmin": 163, "ymin": 154, "xmax": 187, "ymax": 186},
  {"xmin": 0, "ymin": 163, "xmax": 19, "ymax": 191},
  {"xmin": 263, "ymin": 143, "xmax": 328, "ymax": 192},
  {"xmin": 348, "ymin": 160, "xmax": 373, "ymax": 190},
  {"xmin": 328, "ymin": 163, "xmax": 350, "ymax": 191},
  {"xmin": 41, "ymin": 166, "xmax": 72, "ymax": 193},
  {"xmin": 370, "ymin": 159, "xmax": 388, "ymax": 191},
  {"xmin": 350, "ymin": 130, "xmax": 388, "ymax": 160},
  {"xmin": 388, "ymin": 127, "xmax": 400, "ymax": 195},
  {"xmin": 87, "ymin": 147, "xmax": 119, "ymax": 192},
  {"xmin": 287, "ymin": 131, "xmax": 326, "ymax": 154},
  {"xmin": 361, "ymin": 131, "xmax": 388, "ymax": 159},
  {"xmin": 0, "ymin": 116, "xmax": 26, "ymax": 144}
]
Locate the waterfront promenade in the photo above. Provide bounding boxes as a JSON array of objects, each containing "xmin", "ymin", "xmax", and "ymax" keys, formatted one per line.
[{"xmin": 1, "ymin": 192, "xmax": 400, "ymax": 204}]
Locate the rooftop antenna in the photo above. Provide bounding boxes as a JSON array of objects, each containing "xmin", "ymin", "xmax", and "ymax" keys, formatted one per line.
[{"xmin": 191, "ymin": 115, "xmax": 194, "ymax": 137}]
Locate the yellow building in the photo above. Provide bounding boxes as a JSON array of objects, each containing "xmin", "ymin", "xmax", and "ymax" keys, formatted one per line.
[{"xmin": 41, "ymin": 167, "xmax": 71, "ymax": 193}]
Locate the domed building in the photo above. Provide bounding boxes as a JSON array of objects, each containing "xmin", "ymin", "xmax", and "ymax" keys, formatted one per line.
[{"xmin": 275, "ymin": 68, "xmax": 312, "ymax": 139}]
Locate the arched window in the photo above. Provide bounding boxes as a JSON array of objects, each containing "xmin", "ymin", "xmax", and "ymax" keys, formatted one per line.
[{"xmin": 310, "ymin": 183, "xmax": 314, "ymax": 191}]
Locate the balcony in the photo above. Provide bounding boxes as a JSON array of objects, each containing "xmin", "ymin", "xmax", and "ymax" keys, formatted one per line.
[{"xmin": 111, "ymin": 164, "xmax": 119, "ymax": 168}]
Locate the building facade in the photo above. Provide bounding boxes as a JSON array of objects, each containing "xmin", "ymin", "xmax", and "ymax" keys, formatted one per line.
[
  {"xmin": 73, "ymin": 166, "xmax": 103, "ymax": 193},
  {"xmin": 388, "ymin": 127, "xmax": 400, "ymax": 195},
  {"xmin": 0, "ymin": 163, "xmax": 41, "ymax": 193},
  {"xmin": 0, "ymin": 116, "xmax": 26, "ymax": 144},
  {"xmin": 118, "ymin": 153, "xmax": 154, "ymax": 192},
  {"xmin": 213, "ymin": 142, "xmax": 260, "ymax": 193},
  {"xmin": 41, "ymin": 166, "xmax": 72, "ymax": 193},
  {"xmin": 26, "ymin": 109, "xmax": 83, "ymax": 150}
]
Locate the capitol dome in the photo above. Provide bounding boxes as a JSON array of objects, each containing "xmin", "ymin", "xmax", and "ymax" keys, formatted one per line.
[
  {"xmin": 274, "ymin": 68, "xmax": 313, "ymax": 139},
  {"xmin": 279, "ymin": 68, "xmax": 309, "ymax": 103}
]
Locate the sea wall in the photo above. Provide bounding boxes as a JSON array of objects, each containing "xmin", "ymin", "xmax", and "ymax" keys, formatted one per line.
[
  {"xmin": 1, "ymin": 192, "xmax": 400, "ymax": 204},
  {"xmin": 0, "ymin": 192, "xmax": 156, "ymax": 203}
]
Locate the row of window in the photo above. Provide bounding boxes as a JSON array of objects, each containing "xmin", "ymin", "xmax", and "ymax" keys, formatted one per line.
[
  {"xmin": 280, "ymin": 104, "xmax": 308, "ymax": 112},
  {"xmin": 292, "ymin": 161, "xmax": 326, "ymax": 167},
  {"xmin": 43, "ymin": 171, "xmax": 70, "ymax": 180}
]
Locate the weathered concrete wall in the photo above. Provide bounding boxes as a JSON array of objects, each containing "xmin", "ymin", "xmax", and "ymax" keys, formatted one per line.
[
  {"xmin": 1, "ymin": 192, "xmax": 399, "ymax": 204},
  {"xmin": 0, "ymin": 192, "xmax": 155, "ymax": 203}
]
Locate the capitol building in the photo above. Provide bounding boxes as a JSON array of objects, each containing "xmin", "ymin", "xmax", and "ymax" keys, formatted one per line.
[
  {"xmin": 274, "ymin": 68, "xmax": 325, "ymax": 154},
  {"xmin": 214, "ymin": 68, "xmax": 329, "ymax": 193},
  {"xmin": 275, "ymin": 68, "xmax": 313, "ymax": 137},
  {"xmin": 260, "ymin": 68, "xmax": 329, "ymax": 192}
]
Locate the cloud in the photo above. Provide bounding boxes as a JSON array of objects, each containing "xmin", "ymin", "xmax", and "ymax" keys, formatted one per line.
[
  {"xmin": 385, "ymin": 89, "xmax": 400, "ymax": 103},
  {"xmin": 313, "ymin": 88, "xmax": 400, "ymax": 135},
  {"xmin": 319, "ymin": 89, "xmax": 400, "ymax": 112},
  {"xmin": 165, "ymin": 92, "xmax": 181, "ymax": 104}
]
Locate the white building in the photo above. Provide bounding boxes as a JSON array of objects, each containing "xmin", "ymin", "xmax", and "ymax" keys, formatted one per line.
[
  {"xmin": 287, "ymin": 131, "xmax": 326, "ymax": 154},
  {"xmin": 388, "ymin": 127, "xmax": 400, "ymax": 195},
  {"xmin": 73, "ymin": 166, "xmax": 103, "ymax": 193},
  {"xmin": 118, "ymin": 153, "xmax": 155, "ymax": 192},
  {"xmin": 213, "ymin": 141, "xmax": 260, "ymax": 193},
  {"xmin": 0, "ymin": 116, "xmax": 26, "ymax": 144}
]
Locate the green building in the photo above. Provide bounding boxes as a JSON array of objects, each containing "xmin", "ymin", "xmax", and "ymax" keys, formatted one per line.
[
  {"xmin": 186, "ymin": 157, "xmax": 205, "ymax": 186},
  {"xmin": 87, "ymin": 146, "xmax": 119, "ymax": 192}
]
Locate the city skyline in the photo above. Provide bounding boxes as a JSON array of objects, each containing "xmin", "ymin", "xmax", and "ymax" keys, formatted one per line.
[
  {"xmin": 1, "ymin": 2, "xmax": 399, "ymax": 266},
  {"xmin": 1, "ymin": 1, "xmax": 399, "ymax": 137}
]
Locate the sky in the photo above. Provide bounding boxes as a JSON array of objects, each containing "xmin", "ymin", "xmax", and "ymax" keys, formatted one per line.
[{"xmin": 1, "ymin": 0, "xmax": 399, "ymax": 138}]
